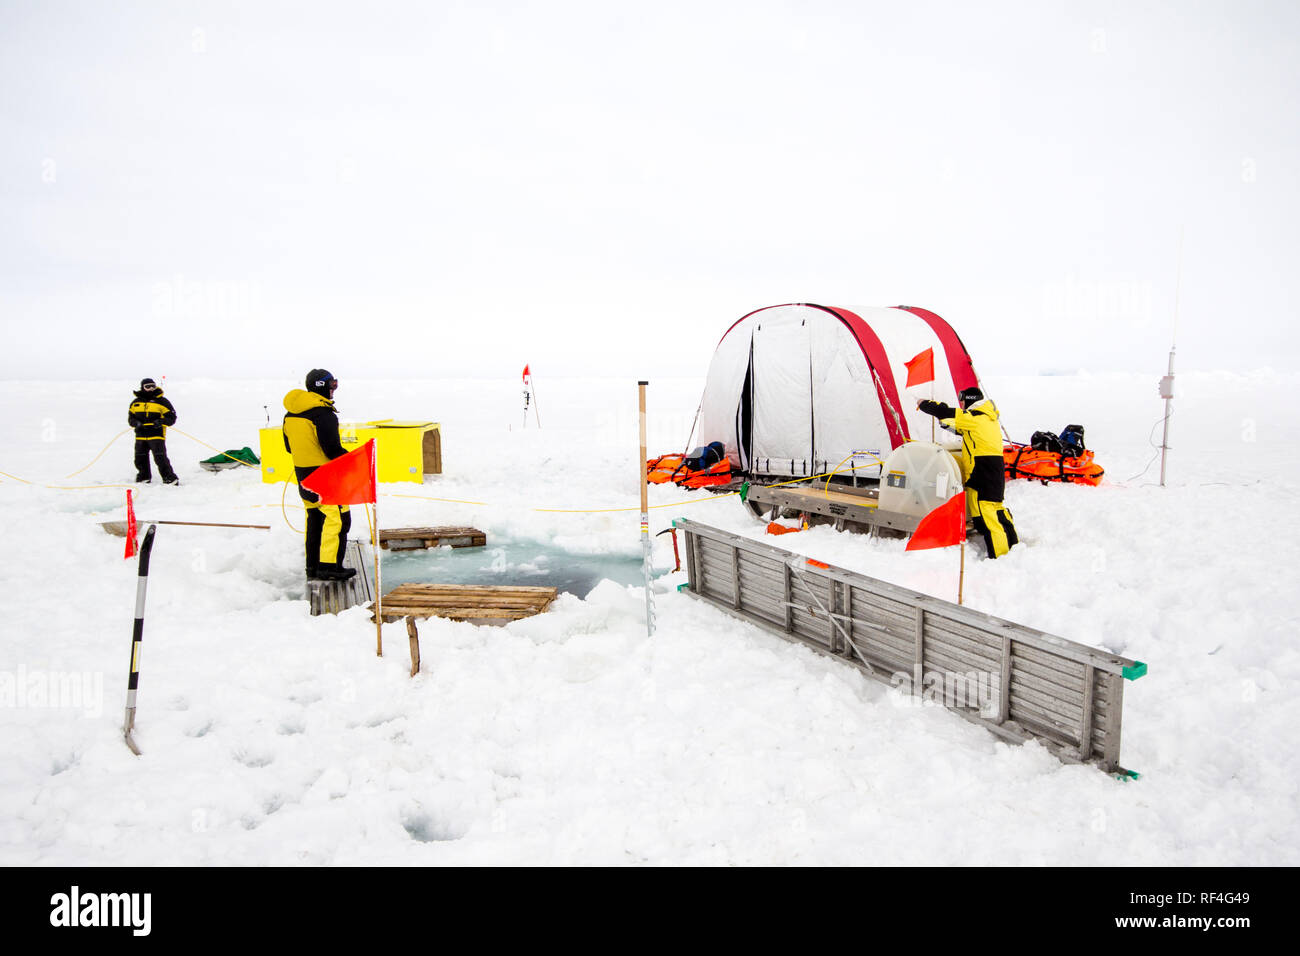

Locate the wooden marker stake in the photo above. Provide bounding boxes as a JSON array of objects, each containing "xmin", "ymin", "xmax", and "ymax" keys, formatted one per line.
[
  {"xmin": 958, "ymin": 536, "xmax": 966, "ymax": 606},
  {"xmin": 639, "ymin": 381, "xmax": 655, "ymax": 638},
  {"xmin": 373, "ymin": 444, "xmax": 383, "ymax": 657}
]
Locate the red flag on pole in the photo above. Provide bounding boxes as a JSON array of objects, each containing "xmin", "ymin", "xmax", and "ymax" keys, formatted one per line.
[
  {"xmin": 904, "ymin": 348, "xmax": 935, "ymax": 388},
  {"xmin": 124, "ymin": 489, "xmax": 138, "ymax": 559},
  {"xmin": 302, "ymin": 439, "xmax": 377, "ymax": 505},
  {"xmin": 522, "ymin": 364, "xmax": 530, "ymax": 381},
  {"xmin": 905, "ymin": 492, "xmax": 966, "ymax": 551}
]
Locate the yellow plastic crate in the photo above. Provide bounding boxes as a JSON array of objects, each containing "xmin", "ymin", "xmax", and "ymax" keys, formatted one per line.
[{"xmin": 259, "ymin": 420, "xmax": 441, "ymax": 484}]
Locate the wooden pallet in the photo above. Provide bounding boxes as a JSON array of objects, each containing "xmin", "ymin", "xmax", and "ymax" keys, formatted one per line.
[
  {"xmin": 379, "ymin": 527, "xmax": 487, "ymax": 550},
  {"xmin": 371, "ymin": 583, "xmax": 558, "ymax": 676}
]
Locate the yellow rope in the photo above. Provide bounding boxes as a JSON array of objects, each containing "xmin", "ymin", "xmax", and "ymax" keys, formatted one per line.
[
  {"xmin": 172, "ymin": 429, "xmax": 260, "ymax": 466},
  {"xmin": 533, "ymin": 493, "xmax": 739, "ymax": 514},
  {"xmin": 389, "ymin": 493, "xmax": 490, "ymax": 506},
  {"xmin": 280, "ymin": 479, "xmax": 302, "ymax": 534},
  {"xmin": 385, "ymin": 463, "xmax": 883, "ymax": 515},
  {"xmin": 820, "ymin": 455, "xmax": 886, "ymax": 495},
  {"xmin": 3, "ymin": 427, "xmax": 907, "ymax": 521},
  {"xmin": 62, "ymin": 429, "xmax": 132, "ymax": 478},
  {"xmin": 363, "ymin": 502, "xmax": 376, "ymax": 547},
  {"xmin": 1, "ymin": 426, "xmax": 255, "ymax": 488},
  {"xmin": 0, "ymin": 468, "xmax": 136, "ymax": 491}
]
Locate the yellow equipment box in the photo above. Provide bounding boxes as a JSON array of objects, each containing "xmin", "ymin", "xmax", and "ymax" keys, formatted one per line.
[{"xmin": 260, "ymin": 420, "xmax": 441, "ymax": 485}]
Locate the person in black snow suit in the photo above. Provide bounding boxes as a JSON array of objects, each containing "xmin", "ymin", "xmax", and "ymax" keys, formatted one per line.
[
  {"xmin": 282, "ymin": 369, "xmax": 356, "ymax": 582},
  {"xmin": 128, "ymin": 378, "xmax": 179, "ymax": 484}
]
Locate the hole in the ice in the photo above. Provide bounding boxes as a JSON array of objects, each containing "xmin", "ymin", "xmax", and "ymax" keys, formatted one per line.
[
  {"xmin": 380, "ymin": 536, "xmax": 647, "ymax": 599},
  {"xmin": 401, "ymin": 810, "xmax": 465, "ymax": 843},
  {"xmin": 234, "ymin": 747, "xmax": 274, "ymax": 768},
  {"xmin": 52, "ymin": 753, "xmax": 78, "ymax": 775}
]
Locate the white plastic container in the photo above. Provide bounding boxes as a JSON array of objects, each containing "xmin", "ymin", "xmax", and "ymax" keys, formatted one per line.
[{"xmin": 877, "ymin": 441, "xmax": 963, "ymax": 518}]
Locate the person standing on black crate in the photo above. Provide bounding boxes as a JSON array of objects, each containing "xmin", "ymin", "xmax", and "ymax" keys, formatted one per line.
[
  {"xmin": 128, "ymin": 377, "xmax": 179, "ymax": 485},
  {"xmin": 282, "ymin": 368, "xmax": 356, "ymax": 582}
]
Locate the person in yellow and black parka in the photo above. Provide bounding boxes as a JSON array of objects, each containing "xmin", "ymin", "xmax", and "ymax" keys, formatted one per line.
[
  {"xmin": 283, "ymin": 369, "xmax": 356, "ymax": 581},
  {"xmin": 129, "ymin": 377, "xmax": 179, "ymax": 484},
  {"xmin": 918, "ymin": 386, "xmax": 1019, "ymax": 558}
]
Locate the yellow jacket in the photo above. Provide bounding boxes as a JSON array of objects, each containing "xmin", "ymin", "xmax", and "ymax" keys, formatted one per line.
[
  {"xmin": 921, "ymin": 397, "xmax": 1005, "ymax": 499},
  {"xmin": 943, "ymin": 399, "xmax": 1003, "ymax": 472},
  {"xmin": 282, "ymin": 389, "xmax": 345, "ymax": 472}
]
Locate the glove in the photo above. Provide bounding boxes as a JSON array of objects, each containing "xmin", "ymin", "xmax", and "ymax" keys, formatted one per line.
[{"xmin": 918, "ymin": 400, "xmax": 941, "ymax": 416}]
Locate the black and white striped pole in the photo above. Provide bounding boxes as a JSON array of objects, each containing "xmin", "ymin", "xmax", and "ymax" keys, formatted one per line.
[{"xmin": 123, "ymin": 523, "xmax": 157, "ymax": 756}]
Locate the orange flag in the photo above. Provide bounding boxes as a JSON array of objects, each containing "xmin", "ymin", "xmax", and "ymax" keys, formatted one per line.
[
  {"xmin": 302, "ymin": 439, "xmax": 377, "ymax": 505},
  {"xmin": 904, "ymin": 348, "xmax": 935, "ymax": 388},
  {"xmin": 124, "ymin": 489, "xmax": 138, "ymax": 559},
  {"xmin": 905, "ymin": 492, "xmax": 966, "ymax": 551}
]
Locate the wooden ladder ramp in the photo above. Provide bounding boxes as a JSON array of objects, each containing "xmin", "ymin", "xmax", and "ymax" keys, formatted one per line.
[{"xmin": 674, "ymin": 517, "xmax": 1147, "ymax": 777}]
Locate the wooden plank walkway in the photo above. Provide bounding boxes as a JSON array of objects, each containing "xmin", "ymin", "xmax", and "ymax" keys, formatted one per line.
[
  {"xmin": 373, "ymin": 583, "xmax": 558, "ymax": 675},
  {"xmin": 379, "ymin": 527, "xmax": 487, "ymax": 550}
]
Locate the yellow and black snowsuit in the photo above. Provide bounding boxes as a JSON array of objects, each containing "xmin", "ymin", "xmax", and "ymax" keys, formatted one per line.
[
  {"xmin": 919, "ymin": 397, "xmax": 1019, "ymax": 558},
  {"xmin": 128, "ymin": 382, "xmax": 178, "ymax": 483},
  {"xmin": 283, "ymin": 388, "xmax": 351, "ymax": 574}
]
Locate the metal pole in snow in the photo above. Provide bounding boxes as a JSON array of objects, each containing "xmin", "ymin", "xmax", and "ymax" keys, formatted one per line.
[
  {"xmin": 1159, "ymin": 346, "xmax": 1175, "ymax": 488},
  {"xmin": 639, "ymin": 381, "xmax": 655, "ymax": 637},
  {"xmin": 123, "ymin": 523, "xmax": 158, "ymax": 755},
  {"xmin": 374, "ymin": 442, "xmax": 383, "ymax": 657}
]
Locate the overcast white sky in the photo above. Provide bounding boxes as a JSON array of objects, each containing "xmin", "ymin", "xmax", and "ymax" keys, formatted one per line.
[{"xmin": 2, "ymin": 0, "xmax": 1297, "ymax": 381}]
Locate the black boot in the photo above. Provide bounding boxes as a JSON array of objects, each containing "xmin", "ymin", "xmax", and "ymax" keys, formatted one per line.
[{"xmin": 315, "ymin": 566, "xmax": 356, "ymax": 581}]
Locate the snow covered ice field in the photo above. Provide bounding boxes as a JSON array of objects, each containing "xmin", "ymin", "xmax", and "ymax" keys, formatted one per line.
[{"xmin": 0, "ymin": 371, "xmax": 1297, "ymax": 866}]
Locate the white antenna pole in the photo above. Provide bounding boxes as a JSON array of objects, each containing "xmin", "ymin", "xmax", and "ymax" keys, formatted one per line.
[{"xmin": 1159, "ymin": 228, "xmax": 1183, "ymax": 487}]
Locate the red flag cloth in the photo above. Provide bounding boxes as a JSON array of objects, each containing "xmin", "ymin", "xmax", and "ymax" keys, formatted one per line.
[
  {"xmin": 124, "ymin": 489, "xmax": 138, "ymax": 559},
  {"xmin": 905, "ymin": 492, "xmax": 966, "ymax": 551},
  {"xmin": 522, "ymin": 364, "xmax": 530, "ymax": 381},
  {"xmin": 302, "ymin": 439, "xmax": 377, "ymax": 505},
  {"xmin": 904, "ymin": 348, "xmax": 935, "ymax": 388},
  {"xmin": 765, "ymin": 521, "xmax": 803, "ymax": 536}
]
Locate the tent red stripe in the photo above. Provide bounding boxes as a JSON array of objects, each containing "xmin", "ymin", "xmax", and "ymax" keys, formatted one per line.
[
  {"xmin": 820, "ymin": 306, "xmax": 912, "ymax": 449},
  {"xmin": 716, "ymin": 302, "xmax": 914, "ymax": 450},
  {"xmin": 894, "ymin": 305, "xmax": 978, "ymax": 392}
]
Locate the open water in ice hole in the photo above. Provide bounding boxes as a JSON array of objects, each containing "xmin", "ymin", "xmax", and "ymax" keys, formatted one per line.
[{"xmin": 377, "ymin": 537, "xmax": 648, "ymax": 599}]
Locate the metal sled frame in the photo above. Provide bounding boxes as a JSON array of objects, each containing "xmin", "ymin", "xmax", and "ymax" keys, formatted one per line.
[{"xmin": 674, "ymin": 519, "xmax": 1146, "ymax": 776}]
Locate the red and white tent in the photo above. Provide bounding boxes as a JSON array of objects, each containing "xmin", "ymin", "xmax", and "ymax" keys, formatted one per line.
[{"xmin": 697, "ymin": 303, "xmax": 980, "ymax": 478}]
